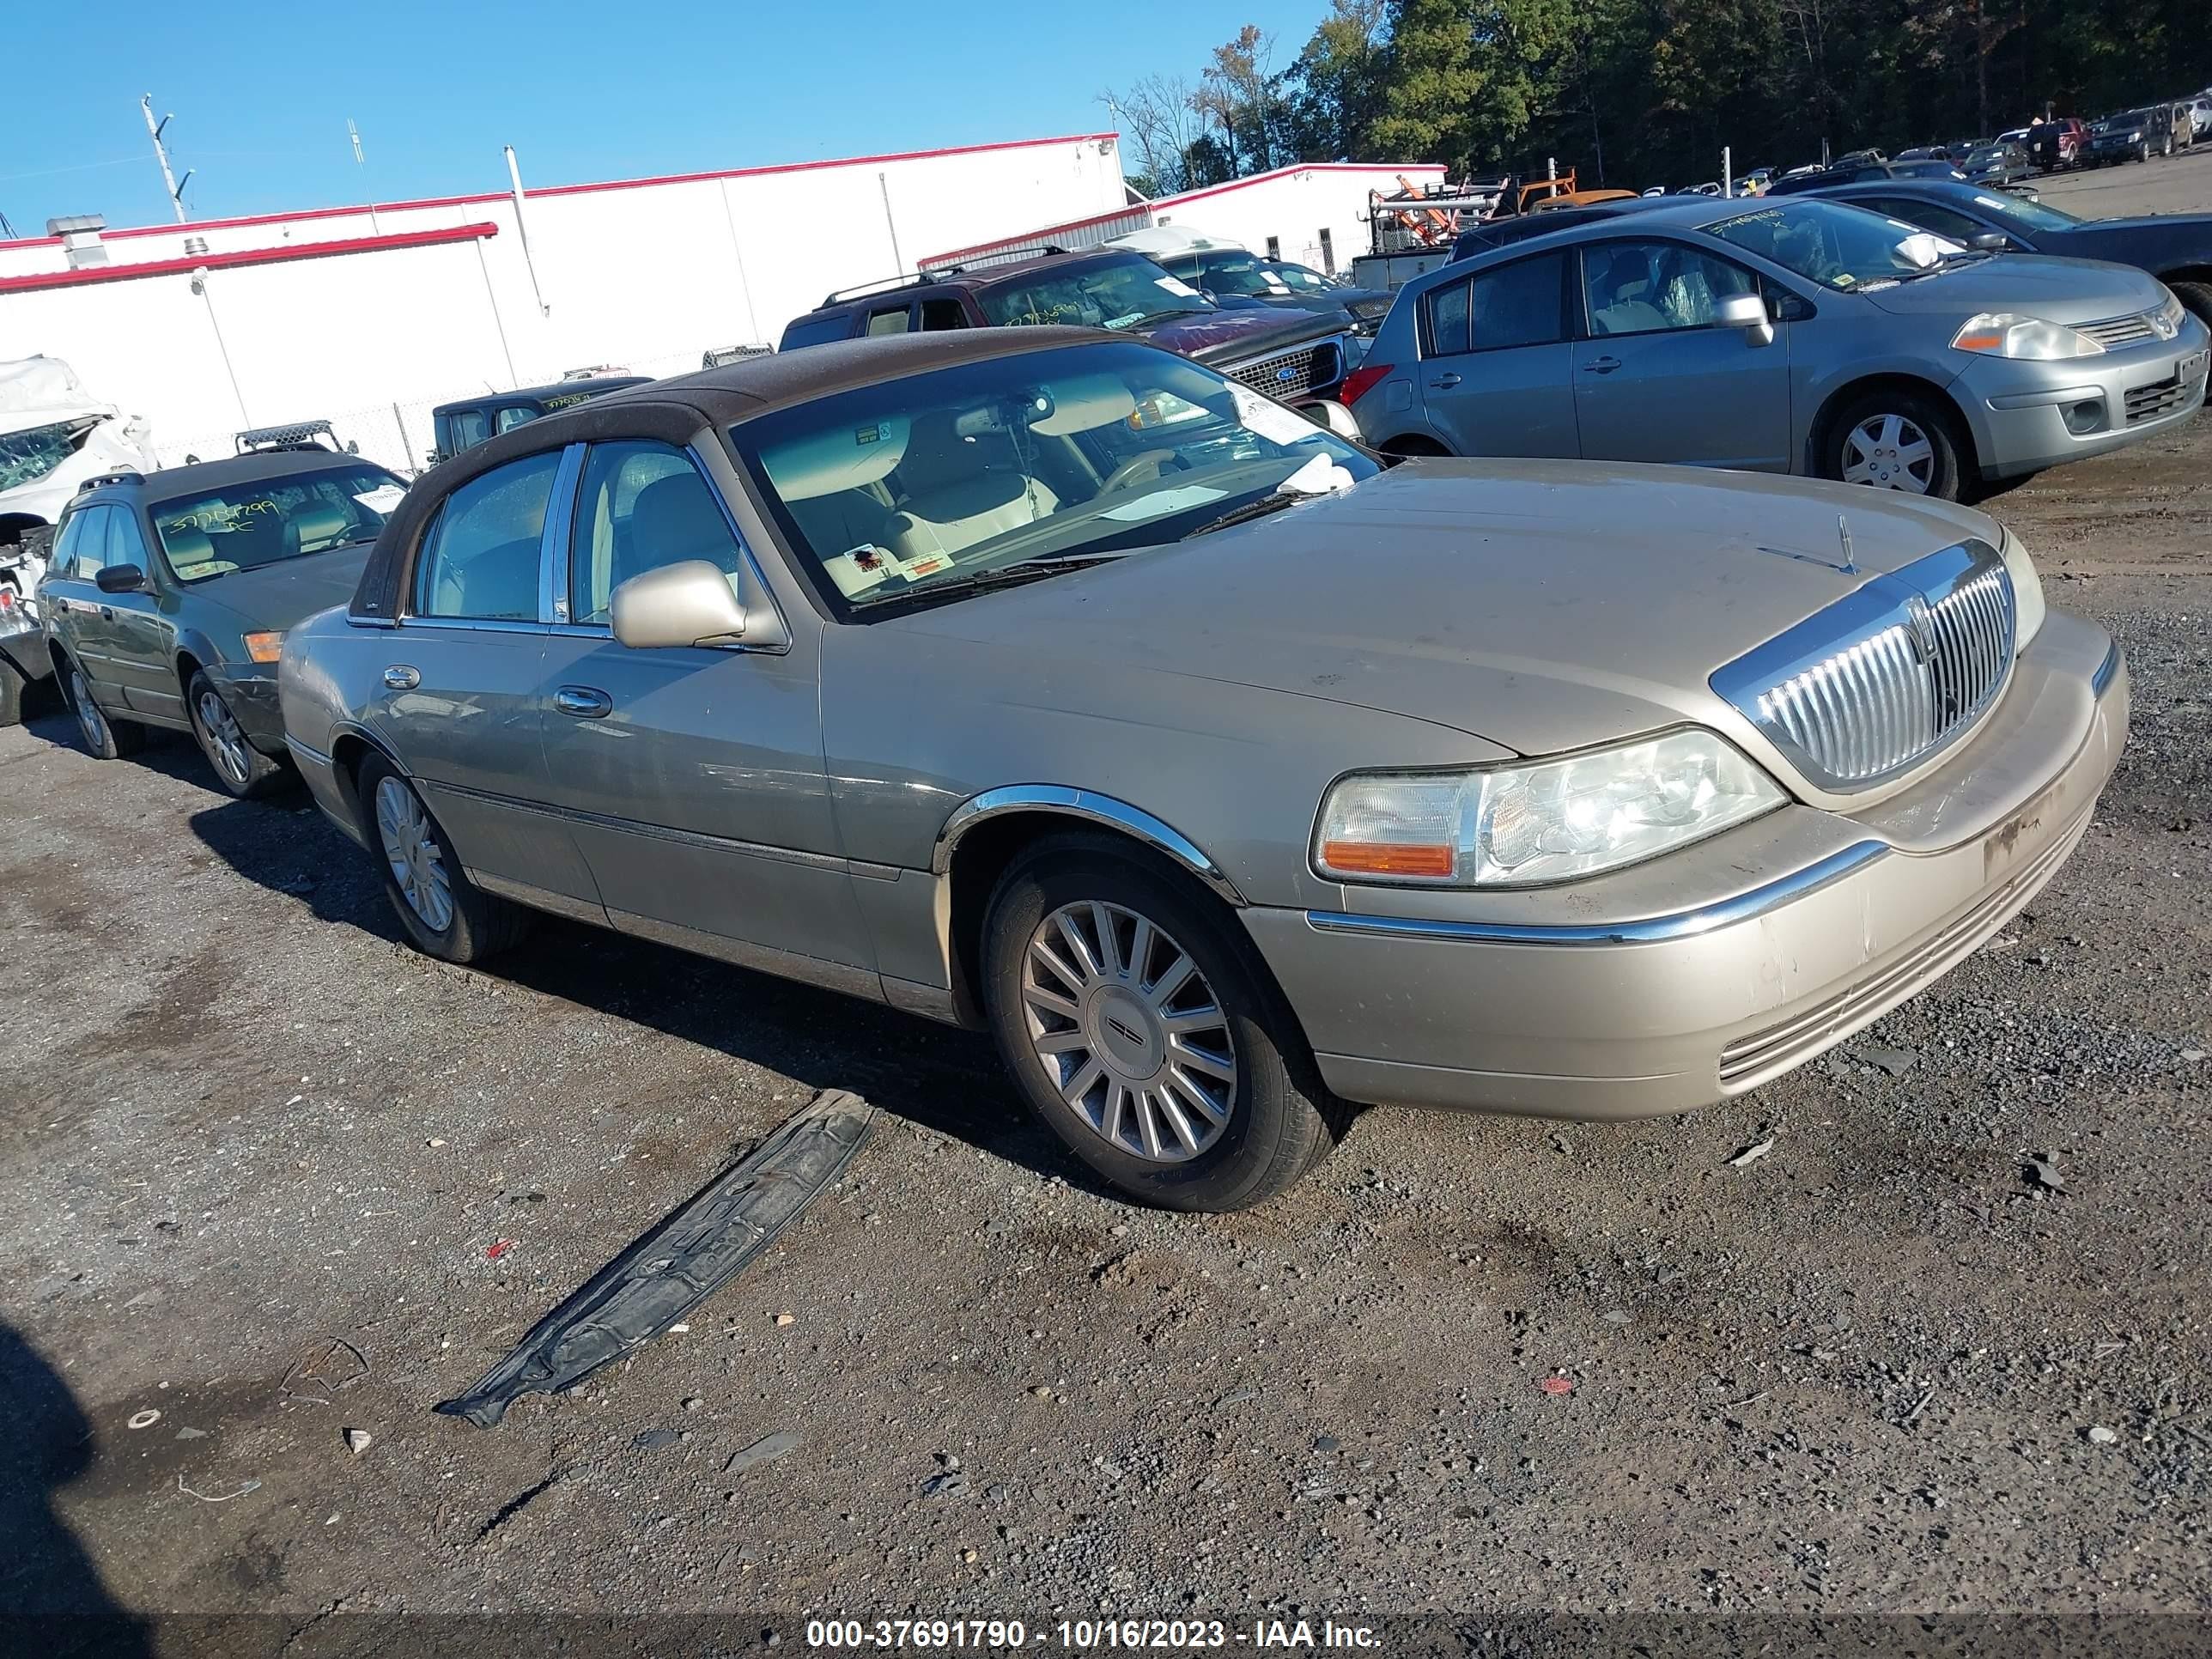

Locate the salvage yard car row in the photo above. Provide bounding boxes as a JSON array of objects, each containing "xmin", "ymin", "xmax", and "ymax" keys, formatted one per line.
[{"xmin": 13, "ymin": 176, "xmax": 2198, "ymax": 1212}]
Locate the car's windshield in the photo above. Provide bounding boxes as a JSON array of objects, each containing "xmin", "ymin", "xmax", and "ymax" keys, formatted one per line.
[
  {"xmin": 1267, "ymin": 263, "xmax": 1334, "ymax": 290},
  {"xmin": 1704, "ymin": 200, "xmax": 1961, "ymax": 290},
  {"xmin": 1194, "ymin": 253, "xmax": 1292, "ymax": 297},
  {"xmin": 977, "ymin": 255, "xmax": 1213, "ymax": 331},
  {"xmin": 732, "ymin": 342, "xmax": 1376, "ymax": 613},
  {"xmin": 1967, "ymin": 191, "xmax": 2081, "ymax": 233},
  {"xmin": 149, "ymin": 463, "xmax": 406, "ymax": 581},
  {"xmin": 1966, "ymin": 146, "xmax": 2005, "ymax": 167},
  {"xmin": 0, "ymin": 415, "xmax": 99, "ymax": 492}
]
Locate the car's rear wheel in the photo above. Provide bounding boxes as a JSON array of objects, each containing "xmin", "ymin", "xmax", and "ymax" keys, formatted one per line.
[
  {"xmin": 981, "ymin": 833, "xmax": 1348, "ymax": 1212},
  {"xmin": 186, "ymin": 672, "xmax": 284, "ymax": 799},
  {"xmin": 59, "ymin": 655, "xmax": 144, "ymax": 760},
  {"xmin": 356, "ymin": 752, "xmax": 530, "ymax": 963},
  {"xmin": 1826, "ymin": 391, "xmax": 1968, "ymax": 501}
]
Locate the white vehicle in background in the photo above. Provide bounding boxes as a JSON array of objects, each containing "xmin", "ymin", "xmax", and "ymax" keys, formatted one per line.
[{"xmin": 0, "ymin": 357, "xmax": 160, "ymax": 724}]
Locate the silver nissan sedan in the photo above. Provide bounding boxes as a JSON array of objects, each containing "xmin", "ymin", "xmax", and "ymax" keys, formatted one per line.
[{"xmin": 280, "ymin": 331, "xmax": 2128, "ymax": 1212}]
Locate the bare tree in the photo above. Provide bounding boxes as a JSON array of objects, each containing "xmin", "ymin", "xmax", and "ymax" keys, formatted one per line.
[{"xmin": 1098, "ymin": 76, "xmax": 1209, "ymax": 194}]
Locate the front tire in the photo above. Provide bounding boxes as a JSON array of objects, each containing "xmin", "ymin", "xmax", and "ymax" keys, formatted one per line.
[
  {"xmin": 59, "ymin": 654, "xmax": 144, "ymax": 760},
  {"xmin": 1824, "ymin": 389, "xmax": 1970, "ymax": 501},
  {"xmin": 981, "ymin": 833, "xmax": 1347, "ymax": 1212},
  {"xmin": 186, "ymin": 672, "xmax": 284, "ymax": 799},
  {"xmin": 0, "ymin": 659, "xmax": 22, "ymax": 728},
  {"xmin": 355, "ymin": 752, "xmax": 530, "ymax": 963}
]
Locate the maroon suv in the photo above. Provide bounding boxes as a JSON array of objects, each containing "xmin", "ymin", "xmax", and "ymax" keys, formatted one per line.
[{"xmin": 2027, "ymin": 118, "xmax": 2087, "ymax": 171}]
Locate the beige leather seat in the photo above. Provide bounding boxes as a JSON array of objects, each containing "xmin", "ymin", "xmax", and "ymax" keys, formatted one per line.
[
  {"xmin": 1589, "ymin": 248, "xmax": 1668, "ymax": 337},
  {"xmin": 885, "ymin": 414, "xmax": 1056, "ymax": 561}
]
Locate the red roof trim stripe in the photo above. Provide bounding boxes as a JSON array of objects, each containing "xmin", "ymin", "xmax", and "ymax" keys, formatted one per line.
[
  {"xmin": 82, "ymin": 131, "xmax": 1119, "ymax": 245},
  {"xmin": 0, "ymin": 222, "xmax": 499, "ymax": 294}
]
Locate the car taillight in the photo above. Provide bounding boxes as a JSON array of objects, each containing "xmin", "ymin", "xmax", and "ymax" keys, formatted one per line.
[{"xmin": 1339, "ymin": 362, "xmax": 1394, "ymax": 406}]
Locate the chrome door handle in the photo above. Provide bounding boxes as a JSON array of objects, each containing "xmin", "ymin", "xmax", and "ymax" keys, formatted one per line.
[
  {"xmin": 555, "ymin": 685, "xmax": 612, "ymax": 719},
  {"xmin": 1582, "ymin": 356, "xmax": 1623, "ymax": 374},
  {"xmin": 382, "ymin": 665, "xmax": 420, "ymax": 690},
  {"xmin": 1428, "ymin": 372, "xmax": 1462, "ymax": 389}
]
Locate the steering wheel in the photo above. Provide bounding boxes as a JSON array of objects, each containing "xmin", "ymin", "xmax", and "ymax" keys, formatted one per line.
[{"xmin": 1100, "ymin": 448, "xmax": 1182, "ymax": 494}]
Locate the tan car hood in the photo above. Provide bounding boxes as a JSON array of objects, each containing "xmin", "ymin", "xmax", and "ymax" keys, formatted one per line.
[{"xmin": 894, "ymin": 459, "xmax": 1998, "ymax": 759}]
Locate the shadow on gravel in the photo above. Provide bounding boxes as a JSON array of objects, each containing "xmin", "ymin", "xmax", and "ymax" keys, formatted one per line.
[
  {"xmin": 186, "ymin": 795, "xmax": 1101, "ymax": 1199},
  {"xmin": 0, "ymin": 1323, "xmax": 150, "ymax": 1656}
]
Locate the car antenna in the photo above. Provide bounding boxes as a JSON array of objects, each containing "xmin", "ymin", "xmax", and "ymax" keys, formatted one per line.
[{"xmin": 1836, "ymin": 513, "xmax": 1858, "ymax": 574}]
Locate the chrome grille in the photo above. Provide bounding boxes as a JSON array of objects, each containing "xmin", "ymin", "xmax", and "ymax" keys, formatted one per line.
[
  {"xmin": 1224, "ymin": 341, "xmax": 1340, "ymax": 400},
  {"xmin": 2078, "ymin": 313, "xmax": 2156, "ymax": 349},
  {"xmin": 1712, "ymin": 542, "xmax": 2016, "ymax": 792}
]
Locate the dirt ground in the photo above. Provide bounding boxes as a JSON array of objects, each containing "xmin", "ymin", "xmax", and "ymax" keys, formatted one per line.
[{"xmin": 2, "ymin": 171, "xmax": 2209, "ymax": 1653}]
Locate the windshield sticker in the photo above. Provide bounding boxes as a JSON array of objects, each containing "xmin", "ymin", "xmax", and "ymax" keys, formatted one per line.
[
  {"xmin": 822, "ymin": 546, "xmax": 893, "ymax": 599},
  {"xmin": 1101, "ymin": 311, "xmax": 1147, "ymax": 331},
  {"xmin": 1228, "ymin": 383, "xmax": 1324, "ymax": 447},
  {"xmin": 353, "ymin": 484, "xmax": 406, "ymax": 513},
  {"xmin": 1097, "ymin": 483, "xmax": 1231, "ymax": 522},
  {"xmin": 1155, "ymin": 276, "xmax": 1200, "ymax": 297}
]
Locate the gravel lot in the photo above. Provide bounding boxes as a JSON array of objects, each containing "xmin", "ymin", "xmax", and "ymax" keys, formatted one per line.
[{"xmin": 2, "ymin": 159, "xmax": 2208, "ymax": 1649}]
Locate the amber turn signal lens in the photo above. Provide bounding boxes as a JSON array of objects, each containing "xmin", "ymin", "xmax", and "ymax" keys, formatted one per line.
[
  {"xmin": 1318, "ymin": 841, "xmax": 1455, "ymax": 878},
  {"xmin": 243, "ymin": 631, "xmax": 284, "ymax": 664}
]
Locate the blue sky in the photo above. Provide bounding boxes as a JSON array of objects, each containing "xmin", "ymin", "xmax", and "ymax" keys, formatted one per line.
[{"xmin": 2, "ymin": 0, "xmax": 1330, "ymax": 235}]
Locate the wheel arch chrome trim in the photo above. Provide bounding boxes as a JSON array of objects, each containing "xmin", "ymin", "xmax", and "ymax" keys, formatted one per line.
[
  {"xmin": 932, "ymin": 786, "xmax": 1246, "ymax": 907},
  {"xmin": 1307, "ymin": 838, "xmax": 1888, "ymax": 946}
]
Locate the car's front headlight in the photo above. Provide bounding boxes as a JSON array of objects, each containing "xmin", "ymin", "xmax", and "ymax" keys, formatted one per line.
[
  {"xmin": 1313, "ymin": 729, "xmax": 1787, "ymax": 888},
  {"xmin": 1953, "ymin": 313, "xmax": 2105, "ymax": 360},
  {"xmin": 1998, "ymin": 528, "xmax": 2046, "ymax": 651}
]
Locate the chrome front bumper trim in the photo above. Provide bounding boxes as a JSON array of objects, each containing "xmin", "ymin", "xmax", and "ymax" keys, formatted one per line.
[{"xmin": 1306, "ymin": 839, "xmax": 1888, "ymax": 947}]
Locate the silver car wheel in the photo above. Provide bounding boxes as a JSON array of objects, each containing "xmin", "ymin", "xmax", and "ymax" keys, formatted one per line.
[
  {"xmin": 1021, "ymin": 900, "xmax": 1237, "ymax": 1164},
  {"xmin": 196, "ymin": 688, "xmax": 251, "ymax": 784},
  {"xmin": 1841, "ymin": 413, "xmax": 1935, "ymax": 493},
  {"xmin": 374, "ymin": 775, "xmax": 455, "ymax": 934},
  {"xmin": 68, "ymin": 664, "xmax": 105, "ymax": 749}
]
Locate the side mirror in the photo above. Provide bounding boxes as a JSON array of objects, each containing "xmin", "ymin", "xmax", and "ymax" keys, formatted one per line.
[
  {"xmin": 94, "ymin": 563, "xmax": 147, "ymax": 594},
  {"xmin": 1970, "ymin": 231, "xmax": 2012, "ymax": 252},
  {"xmin": 1717, "ymin": 292, "xmax": 1776, "ymax": 346},
  {"xmin": 611, "ymin": 559, "xmax": 755, "ymax": 650}
]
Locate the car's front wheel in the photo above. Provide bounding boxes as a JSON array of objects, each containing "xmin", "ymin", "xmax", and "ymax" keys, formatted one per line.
[
  {"xmin": 981, "ymin": 833, "xmax": 1348, "ymax": 1212},
  {"xmin": 186, "ymin": 672, "xmax": 284, "ymax": 799},
  {"xmin": 1826, "ymin": 391, "xmax": 1968, "ymax": 501},
  {"xmin": 58, "ymin": 654, "xmax": 144, "ymax": 760},
  {"xmin": 0, "ymin": 658, "xmax": 23, "ymax": 729},
  {"xmin": 356, "ymin": 752, "xmax": 530, "ymax": 963}
]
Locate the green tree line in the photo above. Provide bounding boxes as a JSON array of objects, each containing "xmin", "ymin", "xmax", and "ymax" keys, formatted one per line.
[{"xmin": 1104, "ymin": 0, "xmax": 2212, "ymax": 195}]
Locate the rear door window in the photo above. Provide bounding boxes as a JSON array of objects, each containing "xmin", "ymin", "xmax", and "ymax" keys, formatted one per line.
[
  {"xmin": 1426, "ymin": 252, "xmax": 1567, "ymax": 356},
  {"xmin": 52, "ymin": 507, "xmax": 105, "ymax": 579},
  {"xmin": 918, "ymin": 297, "xmax": 969, "ymax": 331},
  {"xmin": 412, "ymin": 451, "xmax": 562, "ymax": 622},
  {"xmin": 494, "ymin": 404, "xmax": 542, "ymax": 434},
  {"xmin": 865, "ymin": 305, "xmax": 914, "ymax": 337},
  {"xmin": 450, "ymin": 408, "xmax": 491, "ymax": 449},
  {"xmin": 780, "ymin": 313, "xmax": 859, "ymax": 350}
]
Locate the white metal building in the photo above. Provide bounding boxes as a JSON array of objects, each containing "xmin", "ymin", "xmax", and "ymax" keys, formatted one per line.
[
  {"xmin": 0, "ymin": 139, "xmax": 1436, "ymax": 481},
  {"xmin": 921, "ymin": 161, "xmax": 1448, "ymax": 276}
]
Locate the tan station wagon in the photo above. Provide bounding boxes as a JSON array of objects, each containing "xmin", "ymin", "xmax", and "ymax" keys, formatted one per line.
[{"xmin": 279, "ymin": 331, "xmax": 2129, "ymax": 1211}]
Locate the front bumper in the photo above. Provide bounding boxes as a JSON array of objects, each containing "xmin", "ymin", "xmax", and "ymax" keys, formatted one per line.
[
  {"xmin": 203, "ymin": 664, "xmax": 289, "ymax": 756},
  {"xmin": 1243, "ymin": 608, "xmax": 2127, "ymax": 1121},
  {"xmin": 1957, "ymin": 321, "xmax": 2209, "ymax": 480}
]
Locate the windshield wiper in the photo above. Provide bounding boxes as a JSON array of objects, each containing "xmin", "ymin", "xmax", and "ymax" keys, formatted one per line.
[
  {"xmin": 896, "ymin": 551, "xmax": 1129, "ymax": 602},
  {"xmin": 1180, "ymin": 490, "xmax": 1309, "ymax": 539}
]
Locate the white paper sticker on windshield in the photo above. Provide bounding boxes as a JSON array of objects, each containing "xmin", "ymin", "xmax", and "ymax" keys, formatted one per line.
[
  {"xmin": 822, "ymin": 546, "xmax": 892, "ymax": 598},
  {"xmin": 1229, "ymin": 382, "xmax": 1323, "ymax": 447},
  {"xmin": 353, "ymin": 484, "xmax": 407, "ymax": 513},
  {"xmin": 1097, "ymin": 483, "xmax": 1230, "ymax": 522},
  {"xmin": 1155, "ymin": 276, "xmax": 1201, "ymax": 297}
]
